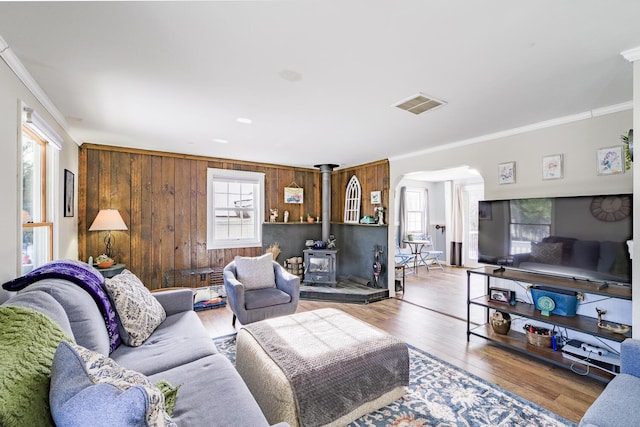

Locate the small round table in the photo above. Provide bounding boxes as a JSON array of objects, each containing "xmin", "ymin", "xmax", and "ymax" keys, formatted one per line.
[{"xmin": 95, "ymin": 263, "xmax": 125, "ymax": 278}]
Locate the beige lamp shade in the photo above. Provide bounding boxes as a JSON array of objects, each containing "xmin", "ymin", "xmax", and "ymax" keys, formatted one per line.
[
  {"xmin": 89, "ymin": 209, "xmax": 128, "ymax": 231},
  {"xmin": 89, "ymin": 209, "xmax": 128, "ymax": 259}
]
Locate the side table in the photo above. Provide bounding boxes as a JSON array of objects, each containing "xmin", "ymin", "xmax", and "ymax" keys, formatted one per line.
[{"xmin": 96, "ymin": 263, "xmax": 125, "ymax": 278}]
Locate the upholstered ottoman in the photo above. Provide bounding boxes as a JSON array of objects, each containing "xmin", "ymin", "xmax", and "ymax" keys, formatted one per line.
[{"xmin": 235, "ymin": 308, "xmax": 409, "ymax": 427}]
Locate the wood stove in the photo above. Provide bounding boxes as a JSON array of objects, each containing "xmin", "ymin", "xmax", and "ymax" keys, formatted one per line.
[{"xmin": 303, "ymin": 249, "xmax": 337, "ymax": 286}]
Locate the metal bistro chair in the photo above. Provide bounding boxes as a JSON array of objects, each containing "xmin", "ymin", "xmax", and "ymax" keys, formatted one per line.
[
  {"xmin": 395, "ymin": 245, "xmax": 417, "ymax": 275},
  {"xmin": 417, "ymin": 235, "xmax": 444, "ymax": 271}
]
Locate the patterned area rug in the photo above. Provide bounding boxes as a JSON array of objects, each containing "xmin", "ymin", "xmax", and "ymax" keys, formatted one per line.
[{"xmin": 214, "ymin": 335, "xmax": 576, "ymax": 427}]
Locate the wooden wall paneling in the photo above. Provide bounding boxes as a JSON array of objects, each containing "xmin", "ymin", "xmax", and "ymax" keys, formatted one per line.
[
  {"xmin": 292, "ymin": 170, "xmax": 307, "ymax": 222},
  {"xmin": 149, "ymin": 156, "xmax": 164, "ymax": 289},
  {"xmin": 266, "ymin": 168, "xmax": 279, "ymax": 221},
  {"xmin": 158, "ymin": 157, "xmax": 176, "ymax": 289},
  {"xmin": 84, "ymin": 149, "xmax": 102, "ymax": 260},
  {"xmin": 79, "ymin": 145, "xmax": 388, "ymax": 290},
  {"xmin": 195, "ymin": 160, "xmax": 208, "ymax": 268},
  {"xmin": 110, "ymin": 151, "xmax": 131, "ymax": 268},
  {"xmin": 129, "ymin": 153, "xmax": 142, "ymax": 279},
  {"xmin": 138, "ymin": 154, "xmax": 154, "ymax": 286},
  {"xmin": 173, "ymin": 158, "xmax": 192, "ymax": 271},
  {"xmin": 77, "ymin": 147, "xmax": 88, "ymax": 262}
]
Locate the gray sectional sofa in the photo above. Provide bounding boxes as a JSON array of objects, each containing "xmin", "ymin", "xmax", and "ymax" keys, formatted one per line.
[
  {"xmin": 580, "ymin": 338, "xmax": 640, "ymax": 427},
  {"xmin": 0, "ymin": 265, "xmax": 287, "ymax": 426}
]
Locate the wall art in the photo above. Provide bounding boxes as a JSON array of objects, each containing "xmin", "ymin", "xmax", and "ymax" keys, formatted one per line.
[
  {"xmin": 596, "ymin": 146, "xmax": 624, "ymax": 175},
  {"xmin": 498, "ymin": 161, "xmax": 516, "ymax": 184},
  {"xmin": 64, "ymin": 169, "xmax": 74, "ymax": 217},
  {"xmin": 542, "ymin": 154, "xmax": 563, "ymax": 180}
]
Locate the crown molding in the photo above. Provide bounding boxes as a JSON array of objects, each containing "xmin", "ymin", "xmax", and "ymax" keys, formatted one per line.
[
  {"xmin": 621, "ymin": 46, "xmax": 640, "ymax": 62},
  {"xmin": 389, "ymin": 101, "xmax": 633, "ymax": 162},
  {"xmin": 0, "ymin": 34, "xmax": 77, "ymax": 145}
]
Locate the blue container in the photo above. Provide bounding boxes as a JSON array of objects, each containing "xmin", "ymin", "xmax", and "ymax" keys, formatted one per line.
[{"xmin": 530, "ymin": 286, "xmax": 578, "ymax": 317}]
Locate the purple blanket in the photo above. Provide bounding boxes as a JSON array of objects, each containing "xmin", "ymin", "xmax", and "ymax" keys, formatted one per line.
[{"xmin": 3, "ymin": 260, "xmax": 121, "ymax": 352}]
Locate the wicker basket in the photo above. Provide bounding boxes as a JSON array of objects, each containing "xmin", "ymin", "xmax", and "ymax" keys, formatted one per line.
[{"xmin": 525, "ymin": 331, "xmax": 553, "ymax": 347}]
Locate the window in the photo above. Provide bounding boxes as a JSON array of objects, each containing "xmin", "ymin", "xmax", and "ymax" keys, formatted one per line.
[
  {"xmin": 207, "ymin": 168, "xmax": 264, "ymax": 249},
  {"xmin": 21, "ymin": 126, "xmax": 53, "ymax": 273},
  {"xmin": 405, "ymin": 189, "xmax": 424, "ymax": 233},
  {"xmin": 509, "ymin": 198, "xmax": 552, "ymax": 255}
]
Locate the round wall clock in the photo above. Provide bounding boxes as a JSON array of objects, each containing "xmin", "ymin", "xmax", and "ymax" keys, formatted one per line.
[
  {"xmin": 537, "ymin": 296, "xmax": 555, "ymax": 317},
  {"xmin": 590, "ymin": 195, "xmax": 631, "ymax": 222}
]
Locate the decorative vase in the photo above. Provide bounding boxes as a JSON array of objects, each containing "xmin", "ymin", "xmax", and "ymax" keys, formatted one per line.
[{"xmin": 490, "ymin": 311, "xmax": 511, "ymax": 335}]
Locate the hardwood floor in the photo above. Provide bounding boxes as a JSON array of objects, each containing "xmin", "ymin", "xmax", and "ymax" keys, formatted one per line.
[{"xmin": 197, "ymin": 267, "xmax": 605, "ymax": 424}]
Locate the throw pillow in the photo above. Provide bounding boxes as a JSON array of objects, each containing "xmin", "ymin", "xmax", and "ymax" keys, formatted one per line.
[
  {"xmin": 0, "ymin": 306, "xmax": 73, "ymax": 427},
  {"xmin": 530, "ymin": 242, "xmax": 563, "ymax": 265},
  {"xmin": 104, "ymin": 270, "xmax": 166, "ymax": 347},
  {"xmin": 50, "ymin": 341, "xmax": 176, "ymax": 427},
  {"xmin": 234, "ymin": 253, "xmax": 276, "ymax": 290}
]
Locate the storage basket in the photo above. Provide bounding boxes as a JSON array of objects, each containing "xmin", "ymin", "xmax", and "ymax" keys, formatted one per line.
[
  {"xmin": 530, "ymin": 286, "xmax": 578, "ymax": 317},
  {"xmin": 525, "ymin": 331, "xmax": 553, "ymax": 347}
]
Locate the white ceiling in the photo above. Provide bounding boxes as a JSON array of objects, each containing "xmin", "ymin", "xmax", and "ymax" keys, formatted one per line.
[{"xmin": 1, "ymin": 1, "xmax": 639, "ymax": 169}]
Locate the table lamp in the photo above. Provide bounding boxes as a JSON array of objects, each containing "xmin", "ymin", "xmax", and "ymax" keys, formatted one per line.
[{"xmin": 89, "ymin": 209, "xmax": 128, "ymax": 259}]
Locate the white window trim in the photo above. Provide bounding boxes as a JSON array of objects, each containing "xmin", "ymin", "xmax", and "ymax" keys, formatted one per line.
[{"xmin": 206, "ymin": 168, "xmax": 265, "ymax": 250}]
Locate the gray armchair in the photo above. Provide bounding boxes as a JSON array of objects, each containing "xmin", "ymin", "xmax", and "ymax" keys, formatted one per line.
[{"xmin": 223, "ymin": 260, "xmax": 300, "ymax": 327}]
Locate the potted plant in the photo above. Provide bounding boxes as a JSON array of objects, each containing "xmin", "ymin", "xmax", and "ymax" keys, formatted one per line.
[{"xmin": 306, "ymin": 213, "xmax": 315, "ymax": 223}]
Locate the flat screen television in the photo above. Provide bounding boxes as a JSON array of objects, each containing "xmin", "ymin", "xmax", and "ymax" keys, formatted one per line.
[{"xmin": 477, "ymin": 194, "xmax": 632, "ymax": 285}]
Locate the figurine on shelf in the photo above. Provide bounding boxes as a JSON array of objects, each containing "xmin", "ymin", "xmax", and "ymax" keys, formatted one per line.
[
  {"xmin": 270, "ymin": 208, "xmax": 278, "ymax": 223},
  {"xmin": 375, "ymin": 206, "xmax": 385, "ymax": 225},
  {"xmin": 283, "ymin": 210, "xmax": 289, "ymax": 223},
  {"xmin": 596, "ymin": 307, "xmax": 631, "ymax": 334}
]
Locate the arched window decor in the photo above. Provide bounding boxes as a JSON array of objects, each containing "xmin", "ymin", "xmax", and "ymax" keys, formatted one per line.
[{"xmin": 344, "ymin": 175, "xmax": 361, "ymax": 223}]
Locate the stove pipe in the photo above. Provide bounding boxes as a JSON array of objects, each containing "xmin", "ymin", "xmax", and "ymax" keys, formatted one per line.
[{"xmin": 314, "ymin": 164, "xmax": 338, "ymax": 242}]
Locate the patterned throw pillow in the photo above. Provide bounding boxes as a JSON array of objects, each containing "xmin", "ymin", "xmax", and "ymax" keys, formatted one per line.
[
  {"xmin": 530, "ymin": 242, "xmax": 563, "ymax": 265},
  {"xmin": 234, "ymin": 253, "xmax": 276, "ymax": 290},
  {"xmin": 104, "ymin": 270, "xmax": 166, "ymax": 347},
  {"xmin": 50, "ymin": 341, "xmax": 176, "ymax": 427}
]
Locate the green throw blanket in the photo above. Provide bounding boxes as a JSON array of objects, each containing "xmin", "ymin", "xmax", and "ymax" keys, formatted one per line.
[{"xmin": 0, "ymin": 306, "xmax": 73, "ymax": 427}]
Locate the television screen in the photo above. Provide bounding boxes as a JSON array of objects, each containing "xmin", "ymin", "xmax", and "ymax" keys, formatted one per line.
[{"xmin": 478, "ymin": 194, "xmax": 632, "ymax": 284}]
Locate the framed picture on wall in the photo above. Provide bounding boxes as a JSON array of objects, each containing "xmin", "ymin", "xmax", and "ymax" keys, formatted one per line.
[
  {"xmin": 542, "ymin": 154, "xmax": 563, "ymax": 180},
  {"xmin": 497, "ymin": 161, "xmax": 516, "ymax": 184},
  {"xmin": 284, "ymin": 186, "xmax": 304, "ymax": 204},
  {"xmin": 370, "ymin": 191, "xmax": 381, "ymax": 204},
  {"xmin": 596, "ymin": 146, "xmax": 624, "ymax": 175},
  {"xmin": 64, "ymin": 169, "xmax": 74, "ymax": 217}
]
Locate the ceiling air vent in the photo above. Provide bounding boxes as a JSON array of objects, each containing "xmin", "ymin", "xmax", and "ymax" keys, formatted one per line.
[{"xmin": 394, "ymin": 93, "xmax": 446, "ymax": 115}]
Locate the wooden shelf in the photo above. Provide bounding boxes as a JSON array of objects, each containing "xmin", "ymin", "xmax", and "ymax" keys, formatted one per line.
[
  {"xmin": 470, "ymin": 295, "xmax": 632, "ymax": 342},
  {"xmin": 467, "ymin": 266, "xmax": 631, "ymax": 383},
  {"xmin": 468, "ymin": 266, "xmax": 632, "ymax": 299},
  {"xmin": 469, "ymin": 324, "xmax": 615, "ymax": 383}
]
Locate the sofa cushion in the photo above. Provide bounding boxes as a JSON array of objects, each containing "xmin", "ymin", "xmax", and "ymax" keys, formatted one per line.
[
  {"xmin": 0, "ymin": 306, "xmax": 72, "ymax": 427},
  {"xmin": 530, "ymin": 242, "xmax": 562, "ymax": 265},
  {"xmin": 149, "ymin": 354, "xmax": 271, "ymax": 427},
  {"xmin": 104, "ymin": 270, "xmax": 166, "ymax": 347},
  {"xmin": 2, "ymin": 290, "xmax": 74, "ymax": 339},
  {"xmin": 245, "ymin": 287, "xmax": 292, "ymax": 310},
  {"xmin": 18, "ymin": 278, "xmax": 111, "ymax": 355},
  {"xmin": 234, "ymin": 253, "xmax": 276, "ymax": 290},
  {"xmin": 570, "ymin": 240, "xmax": 600, "ymax": 270},
  {"xmin": 50, "ymin": 342, "xmax": 175, "ymax": 427},
  {"xmin": 110, "ymin": 310, "xmax": 218, "ymax": 376},
  {"xmin": 580, "ymin": 373, "xmax": 640, "ymax": 427}
]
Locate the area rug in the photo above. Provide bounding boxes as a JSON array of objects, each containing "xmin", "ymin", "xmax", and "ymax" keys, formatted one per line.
[{"xmin": 214, "ymin": 334, "xmax": 576, "ymax": 427}]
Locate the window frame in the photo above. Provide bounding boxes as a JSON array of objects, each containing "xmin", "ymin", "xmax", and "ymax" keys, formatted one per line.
[
  {"xmin": 405, "ymin": 189, "xmax": 424, "ymax": 234},
  {"xmin": 20, "ymin": 124, "xmax": 54, "ymax": 273},
  {"xmin": 206, "ymin": 168, "xmax": 265, "ymax": 250}
]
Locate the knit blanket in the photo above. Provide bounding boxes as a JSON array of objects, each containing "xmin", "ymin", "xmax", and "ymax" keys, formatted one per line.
[
  {"xmin": 2, "ymin": 260, "xmax": 121, "ymax": 352},
  {"xmin": 244, "ymin": 309, "xmax": 410, "ymax": 427},
  {"xmin": 0, "ymin": 306, "xmax": 73, "ymax": 427}
]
